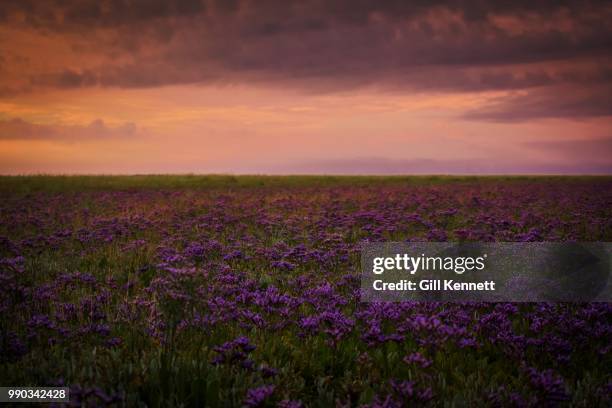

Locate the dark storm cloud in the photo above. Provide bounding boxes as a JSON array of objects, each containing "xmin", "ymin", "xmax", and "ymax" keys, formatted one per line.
[
  {"xmin": 0, "ymin": 1, "xmax": 606, "ymax": 29},
  {"xmin": 2, "ymin": 0, "xmax": 612, "ymax": 120},
  {"xmin": 0, "ymin": 0, "xmax": 205, "ymax": 29},
  {"xmin": 31, "ymin": 69, "xmax": 98, "ymax": 89}
]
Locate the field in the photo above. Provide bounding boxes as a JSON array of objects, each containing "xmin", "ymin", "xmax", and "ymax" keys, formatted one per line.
[{"xmin": 0, "ymin": 176, "xmax": 611, "ymax": 407}]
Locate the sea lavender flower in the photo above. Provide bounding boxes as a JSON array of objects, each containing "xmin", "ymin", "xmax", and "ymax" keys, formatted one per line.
[
  {"xmin": 244, "ymin": 385, "xmax": 275, "ymax": 407},
  {"xmin": 105, "ymin": 337, "xmax": 122, "ymax": 348},
  {"xmin": 524, "ymin": 366, "xmax": 569, "ymax": 403},
  {"xmin": 260, "ymin": 365, "xmax": 278, "ymax": 378},
  {"xmin": 271, "ymin": 260, "xmax": 295, "ymax": 270},
  {"xmin": 212, "ymin": 336, "xmax": 256, "ymax": 366},
  {"xmin": 403, "ymin": 352, "xmax": 432, "ymax": 368}
]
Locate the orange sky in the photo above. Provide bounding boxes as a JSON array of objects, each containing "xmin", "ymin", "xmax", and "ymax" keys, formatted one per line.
[{"xmin": 0, "ymin": 1, "xmax": 611, "ymax": 174}]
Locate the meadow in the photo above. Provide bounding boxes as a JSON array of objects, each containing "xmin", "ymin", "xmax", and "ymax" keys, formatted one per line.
[{"xmin": 0, "ymin": 176, "xmax": 610, "ymax": 407}]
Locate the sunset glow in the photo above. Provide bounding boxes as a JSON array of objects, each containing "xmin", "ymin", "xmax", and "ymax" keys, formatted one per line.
[{"xmin": 1, "ymin": 1, "xmax": 611, "ymax": 174}]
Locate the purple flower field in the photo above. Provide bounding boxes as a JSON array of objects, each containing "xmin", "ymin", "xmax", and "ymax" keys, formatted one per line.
[{"xmin": 0, "ymin": 176, "xmax": 611, "ymax": 407}]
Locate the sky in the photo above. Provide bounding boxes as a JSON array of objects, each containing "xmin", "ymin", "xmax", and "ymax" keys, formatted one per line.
[{"xmin": 0, "ymin": 0, "xmax": 611, "ymax": 174}]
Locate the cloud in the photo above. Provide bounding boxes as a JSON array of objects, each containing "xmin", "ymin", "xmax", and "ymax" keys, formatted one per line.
[
  {"xmin": 0, "ymin": 117, "xmax": 138, "ymax": 140},
  {"xmin": 1, "ymin": 1, "xmax": 611, "ymax": 120},
  {"xmin": 463, "ymin": 86, "xmax": 612, "ymax": 122},
  {"xmin": 31, "ymin": 69, "xmax": 98, "ymax": 89},
  {"xmin": 0, "ymin": 0, "xmax": 206, "ymax": 29}
]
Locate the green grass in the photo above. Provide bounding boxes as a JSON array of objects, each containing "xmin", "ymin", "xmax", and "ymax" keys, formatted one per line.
[{"xmin": 0, "ymin": 174, "xmax": 610, "ymax": 195}]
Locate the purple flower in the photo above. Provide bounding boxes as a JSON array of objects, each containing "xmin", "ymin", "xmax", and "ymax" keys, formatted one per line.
[
  {"xmin": 244, "ymin": 385, "xmax": 275, "ymax": 407},
  {"xmin": 212, "ymin": 336, "xmax": 256, "ymax": 366},
  {"xmin": 260, "ymin": 365, "xmax": 278, "ymax": 378},
  {"xmin": 402, "ymin": 352, "xmax": 432, "ymax": 368},
  {"xmin": 524, "ymin": 366, "xmax": 568, "ymax": 402},
  {"xmin": 271, "ymin": 260, "xmax": 295, "ymax": 270},
  {"xmin": 105, "ymin": 337, "xmax": 122, "ymax": 348}
]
